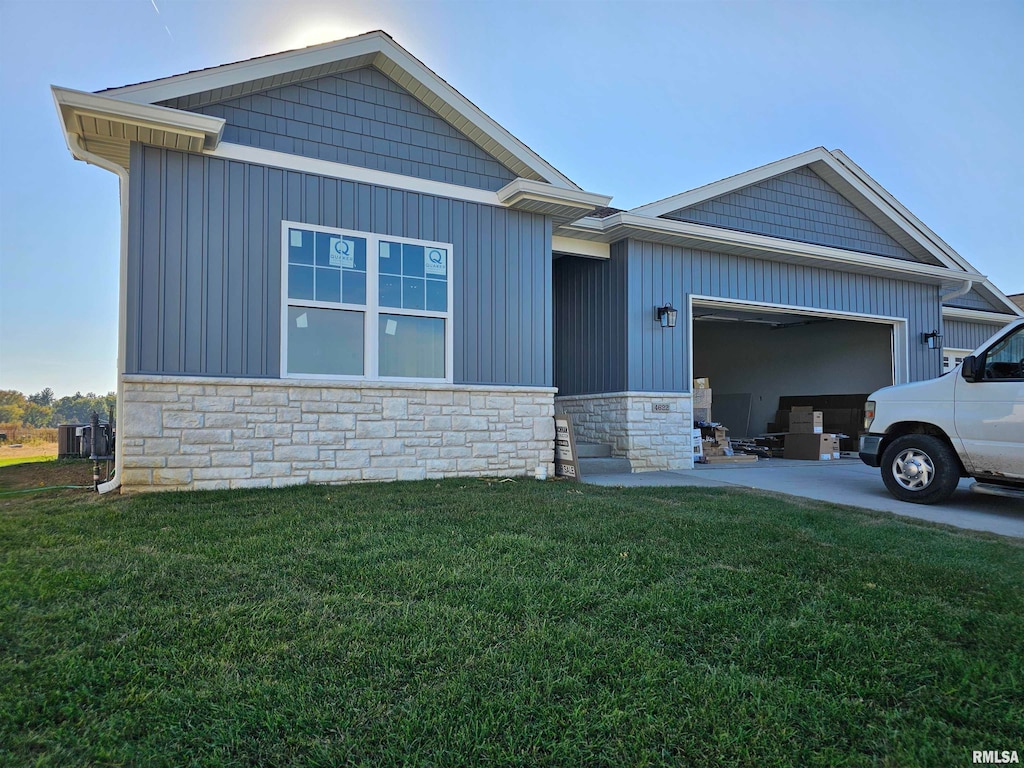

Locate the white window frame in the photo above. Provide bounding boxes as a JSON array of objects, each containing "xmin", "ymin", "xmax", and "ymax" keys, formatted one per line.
[{"xmin": 280, "ymin": 221, "xmax": 454, "ymax": 383}]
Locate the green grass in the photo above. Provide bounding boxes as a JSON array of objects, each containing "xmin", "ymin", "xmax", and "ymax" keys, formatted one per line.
[
  {"xmin": 0, "ymin": 455, "xmax": 54, "ymax": 468},
  {"xmin": 1, "ymin": 479, "xmax": 1022, "ymax": 767}
]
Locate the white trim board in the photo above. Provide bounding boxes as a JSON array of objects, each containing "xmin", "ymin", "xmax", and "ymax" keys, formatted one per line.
[
  {"xmin": 211, "ymin": 143, "xmax": 502, "ymax": 206},
  {"xmin": 942, "ymin": 306, "xmax": 1020, "ymax": 324},
  {"xmin": 686, "ymin": 295, "xmax": 910, "ymax": 387},
  {"xmin": 562, "ymin": 211, "xmax": 973, "ymax": 285}
]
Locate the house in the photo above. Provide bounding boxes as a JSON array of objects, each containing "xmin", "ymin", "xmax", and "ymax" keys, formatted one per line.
[{"xmin": 53, "ymin": 31, "xmax": 1022, "ymax": 491}]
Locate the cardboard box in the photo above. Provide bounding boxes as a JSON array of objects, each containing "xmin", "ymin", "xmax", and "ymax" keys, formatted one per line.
[
  {"xmin": 693, "ymin": 407, "xmax": 712, "ymax": 424},
  {"xmin": 692, "ymin": 388, "xmax": 713, "ymax": 410},
  {"xmin": 692, "ymin": 428, "xmax": 703, "ymax": 458},
  {"xmin": 784, "ymin": 432, "xmax": 835, "ymax": 461},
  {"xmin": 829, "ymin": 435, "xmax": 841, "ymax": 459},
  {"xmin": 789, "ymin": 407, "xmax": 823, "ymax": 434},
  {"xmin": 693, "ymin": 377, "xmax": 711, "ymax": 389}
]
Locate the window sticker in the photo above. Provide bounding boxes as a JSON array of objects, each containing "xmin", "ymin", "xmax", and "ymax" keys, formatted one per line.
[
  {"xmin": 290, "ymin": 230, "xmax": 304, "ymax": 248},
  {"xmin": 329, "ymin": 236, "xmax": 356, "ymax": 268},
  {"xmin": 424, "ymin": 247, "xmax": 447, "ymax": 277},
  {"xmin": 385, "ymin": 318, "xmax": 398, "ymax": 336},
  {"xmin": 296, "ymin": 312, "xmax": 308, "ymax": 328}
]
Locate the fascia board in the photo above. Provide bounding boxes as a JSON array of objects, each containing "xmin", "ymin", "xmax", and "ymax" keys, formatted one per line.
[
  {"xmin": 829, "ymin": 149, "xmax": 976, "ymax": 272},
  {"xmin": 497, "ymin": 178, "xmax": 611, "ymax": 209},
  {"xmin": 93, "ymin": 31, "xmax": 579, "ymax": 191},
  {"xmin": 628, "ymin": 148, "xmax": 832, "ymax": 217},
  {"xmin": 53, "ymin": 86, "xmax": 225, "ymax": 145},
  {"xmin": 565, "ymin": 212, "xmax": 973, "ymax": 284},
  {"xmin": 98, "ymin": 32, "xmax": 391, "ymax": 103},
  {"xmin": 942, "ymin": 306, "xmax": 1021, "ymax": 323}
]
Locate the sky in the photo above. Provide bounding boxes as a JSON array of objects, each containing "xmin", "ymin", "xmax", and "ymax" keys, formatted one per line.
[{"xmin": 1, "ymin": 0, "xmax": 1022, "ymax": 397}]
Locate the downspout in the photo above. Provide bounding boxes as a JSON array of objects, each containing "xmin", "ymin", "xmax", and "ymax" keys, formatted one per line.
[
  {"xmin": 67, "ymin": 133, "xmax": 129, "ymax": 494},
  {"xmin": 940, "ymin": 278, "xmax": 974, "ymax": 304}
]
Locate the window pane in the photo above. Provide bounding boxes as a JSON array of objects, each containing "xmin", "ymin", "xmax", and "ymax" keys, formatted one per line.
[
  {"xmin": 426, "ymin": 279, "xmax": 447, "ymax": 312},
  {"xmin": 342, "ymin": 271, "xmax": 366, "ymax": 305},
  {"xmin": 287, "ymin": 306, "xmax": 363, "ymax": 376},
  {"xmin": 313, "ymin": 233, "xmax": 366, "ymax": 271},
  {"xmin": 288, "ymin": 265, "xmax": 314, "ymax": 300},
  {"xmin": 379, "ymin": 314, "xmax": 444, "ymax": 378},
  {"xmin": 402, "ymin": 244, "xmax": 425, "ymax": 277},
  {"xmin": 379, "ymin": 241, "xmax": 402, "ymax": 275},
  {"xmin": 403, "ymin": 277, "xmax": 425, "ymax": 310},
  {"xmin": 424, "ymin": 247, "xmax": 448, "ymax": 279},
  {"xmin": 379, "ymin": 274, "xmax": 402, "ymax": 308},
  {"xmin": 314, "ymin": 267, "xmax": 340, "ymax": 303},
  {"xmin": 288, "ymin": 229, "xmax": 313, "ymax": 265}
]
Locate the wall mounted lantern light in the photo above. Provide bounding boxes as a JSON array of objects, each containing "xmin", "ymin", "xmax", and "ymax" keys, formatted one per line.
[
  {"xmin": 921, "ymin": 330, "xmax": 943, "ymax": 349},
  {"xmin": 656, "ymin": 303, "xmax": 678, "ymax": 328}
]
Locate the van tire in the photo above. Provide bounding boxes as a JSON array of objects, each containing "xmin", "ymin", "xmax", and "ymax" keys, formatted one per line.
[{"xmin": 880, "ymin": 435, "xmax": 960, "ymax": 504}]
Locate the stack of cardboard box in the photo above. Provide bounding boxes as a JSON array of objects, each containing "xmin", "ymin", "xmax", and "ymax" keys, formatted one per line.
[
  {"xmin": 783, "ymin": 406, "xmax": 841, "ymax": 461},
  {"xmin": 693, "ymin": 378, "xmax": 712, "ymax": 423}
]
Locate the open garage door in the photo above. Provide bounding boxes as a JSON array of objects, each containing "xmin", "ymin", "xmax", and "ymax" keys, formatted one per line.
[{"xmin": 689, "ymin": 298, "xmax": 906, "ymax": 442}]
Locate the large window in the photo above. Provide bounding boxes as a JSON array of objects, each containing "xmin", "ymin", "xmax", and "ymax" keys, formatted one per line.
[{"xmin": 281, "ymin": 222, "xmax": 453, "ymax": 381}]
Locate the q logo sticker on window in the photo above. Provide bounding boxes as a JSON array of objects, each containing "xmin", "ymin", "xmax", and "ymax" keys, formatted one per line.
[
  {"xmin": 424, "ymin": 248, "xmax": 447, "ymax": 277},
  {"xmin": 329, "ymin": 237, "xmax": 355, "ymax": 268}
]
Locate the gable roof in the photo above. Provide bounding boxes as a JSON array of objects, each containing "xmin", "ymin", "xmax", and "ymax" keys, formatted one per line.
[
  {"xmin": 629, "ymin": 148, "xmax": 965, "ymax": 270},
  {"xmin": 621, "ymin": 147, "xmax": 1021, "ymax": 316},
  {"xmin": 91, "ymin": 30, "xmax": 579, "ymax": 190}
]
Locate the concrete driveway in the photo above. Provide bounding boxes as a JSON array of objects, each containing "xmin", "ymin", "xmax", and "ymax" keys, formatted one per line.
[{"xmin": 584, "ymin": 458, "xmax": 1024, "ymax": 538}]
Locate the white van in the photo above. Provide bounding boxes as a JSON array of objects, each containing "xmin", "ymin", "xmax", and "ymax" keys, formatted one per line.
[{"xmin": 859, "ymin": 317, "xmax": 1024, "ymax": 504}]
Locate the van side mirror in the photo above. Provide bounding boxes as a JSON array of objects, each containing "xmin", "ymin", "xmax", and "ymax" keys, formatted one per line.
[{"xmin": 961, "ymin": 355, "xmax": 980, "ymax": 382}]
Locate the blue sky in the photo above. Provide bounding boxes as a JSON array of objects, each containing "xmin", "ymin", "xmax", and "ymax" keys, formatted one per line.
[{"xmin": 1, "ymin": 0, "xmax": 1022, "ymax": 396}]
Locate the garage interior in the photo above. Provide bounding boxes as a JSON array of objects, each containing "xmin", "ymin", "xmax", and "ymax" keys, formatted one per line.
[{"xmin": 691, "ymin": 305, "xmax": 895, "ymax": 446}]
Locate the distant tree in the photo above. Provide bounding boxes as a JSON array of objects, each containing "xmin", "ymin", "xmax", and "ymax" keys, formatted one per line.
[
  {"xmin": 22, "ymin": 402, "xmax": 55, "ymax": 428},
  {"xmin": 53, "ymin": 392, "xmax": 117, "ymax": 425},
  {"xmin": 28, "ymin": 387, "xmax": 55, "ymax": 406},
  {"xmin": 0, "ymin": 403, "xmax": 24, "ymax": 424},
  {"xmin": 0, "ymin": 390, "xmax": 25, "ymax": 407}
]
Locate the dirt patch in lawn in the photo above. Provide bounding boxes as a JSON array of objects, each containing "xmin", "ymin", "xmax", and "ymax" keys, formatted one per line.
[{"xmin": 0, "ymin": 459, "xmax": 99, "ymax": 492}]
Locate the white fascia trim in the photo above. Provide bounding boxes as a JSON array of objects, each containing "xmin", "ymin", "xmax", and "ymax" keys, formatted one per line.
[
  {"xmin": 829, "ymin": 150, "xmax": 976, "ymax": 273},
  {"xmin": 52, "ymin": 86, "xmax": 225, "ymax": 146},
  {"xmin": 941, "ymin": 306, "xmax": 1020, "ymax": 324},
  {"xmin": 209, "ymin": 143, "xmax": 502, "ymax": 206},
  {"xmin": 497, "ymin": 178, "xmax": 611, "ymax": 209},
  {"xmin": 978, "ymin": 278, "xmax": 1024, "ymax": 317},
  {"xmin": 95, "ymin": 31, "xmax": 579, "ymax": 191},
  {"xmin": 629, "ymin": 148, "xmax": 831, "ymax": 217},
  {"xmin": 569, "ymin": 212, "xmax": 969, "ymax": 284},
  {"xmin": 687, "ymin": 294, "xmax": 911, "ymax": 386},
  {"xmin": 552, "ymin": 236, "xmax": 609, "ymax": 260}
]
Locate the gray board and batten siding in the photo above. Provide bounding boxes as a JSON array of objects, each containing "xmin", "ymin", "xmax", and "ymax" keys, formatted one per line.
[
  {"xmin": 942, "ymin": 287, "xmax": 1008, "ymax": 313},
  {"xmin": 943, "ymin": 318, "xmax": 1008, "ymax": 352},
  {"xmin": 553, "ymin": 241, "xmax": 629, "ymax": 396},
  {"xmin": 552, "ymin": 238, "xmax": 943, "ymax": 397},
  {"xmin": 125, "ymin": 143, "xmax": 552, "ymax": 387},
  {"xmin": 160, "ymin": 67, "xmax": 518, "ymax": 193},
  {"xmin": 663, "ymin": 167, "xmax": 923, "ymax": 263}
]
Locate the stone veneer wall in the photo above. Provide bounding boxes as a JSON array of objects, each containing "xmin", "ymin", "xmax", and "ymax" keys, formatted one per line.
[
  {"xmin": 120, "ymin": 375, "xmax": 556, "ymax": 492},
  {"xmin": 554, "ymin": 392, "xmax": 694, "ymax": 471}
]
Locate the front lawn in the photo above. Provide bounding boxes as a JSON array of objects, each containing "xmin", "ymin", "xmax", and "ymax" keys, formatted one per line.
[{"xmin": 1, "ymin": 476, "xmax": 1021, "ymax": 766}]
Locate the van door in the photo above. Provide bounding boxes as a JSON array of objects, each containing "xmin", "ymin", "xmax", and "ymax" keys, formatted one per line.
[{"xmin": 953, "ymin": 323, "xmax": 1024, "ymax": 480}]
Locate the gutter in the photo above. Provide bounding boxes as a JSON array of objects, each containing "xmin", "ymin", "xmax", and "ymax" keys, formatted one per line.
[{"xmin": 65, "ymin": 133, "xmax": 129, "ymax": 494}]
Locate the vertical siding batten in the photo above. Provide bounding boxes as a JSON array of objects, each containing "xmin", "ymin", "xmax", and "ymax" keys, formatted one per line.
[{"xmin": 126, "ymin": 146, "xmax": 551, "ymax": 385}]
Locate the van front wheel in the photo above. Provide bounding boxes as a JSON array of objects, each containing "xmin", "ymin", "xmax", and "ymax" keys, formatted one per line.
[{"xmin": 880, "ymin": 435, "xmax": 960, "ymax": 504}]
